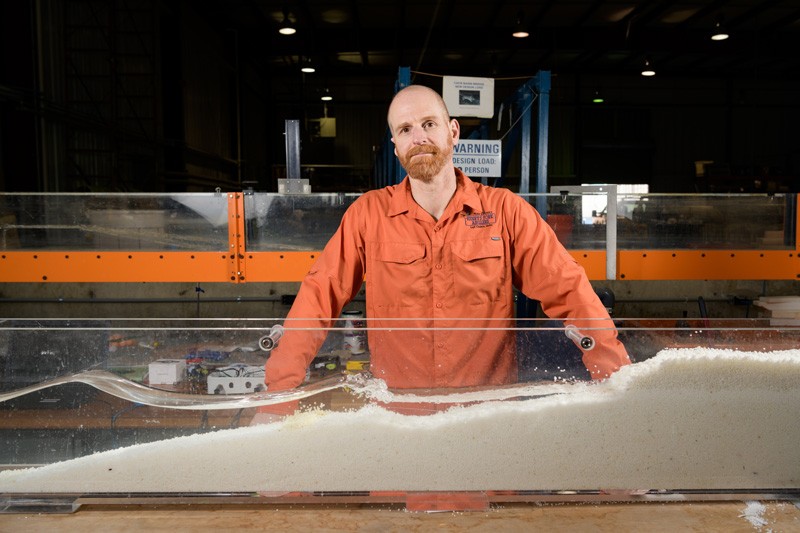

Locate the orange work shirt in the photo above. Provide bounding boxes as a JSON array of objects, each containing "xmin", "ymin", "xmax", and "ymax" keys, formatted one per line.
[{"xmin": 265, "ymin": 170, "xmax": 630, "ymax": 391}]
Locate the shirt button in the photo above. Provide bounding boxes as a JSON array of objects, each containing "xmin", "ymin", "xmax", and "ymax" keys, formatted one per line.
[
  {"xmin": 436, "ymin": 302, "xmax": 443, "ymax": 308},
  {"xmin": 437, "ymin": 342, "xmax": 444, "ymax": 348},
  {"xmin": 435, "ymin": 263, "xmax": 442, "ymax": 269},
  {"xmin": 434, "ymin": 226, "xmax": 440, "ymax": 232}
]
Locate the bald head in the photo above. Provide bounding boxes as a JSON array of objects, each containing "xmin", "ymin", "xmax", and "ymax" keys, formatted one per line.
[
  {"xmin": 386, "ymin": 84, "xmax": 460, "ymax": 184},
  {"xmin": 387, "ymin": 85, "xmax": 451, "ymax": 134}
]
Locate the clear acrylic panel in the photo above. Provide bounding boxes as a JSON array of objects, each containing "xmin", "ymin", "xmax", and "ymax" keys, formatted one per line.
[
  {"xmin": 528, "ymin": 193, "xmax": 608, "ymax": 249},
  {"xmin": 1, "ymin": 192, "xmax": 794, "ymax": 253},
  {"xmin": 527, "ymin": 192, "xmax": 793, "ymax": 250},
  {"xmin": 0, "ymin": 193, "xmax": 229, "ymax": 251},
  {"xmin": 0, "ymin": 318, "xmax": 798, "ymax": 498},
  {"xmin": 244, "ymin": 193, "xmax": 360, "ymax": 251},
  {"xmin": 615, "ymin": 193, "xmax": 793, "ymax": 249}
]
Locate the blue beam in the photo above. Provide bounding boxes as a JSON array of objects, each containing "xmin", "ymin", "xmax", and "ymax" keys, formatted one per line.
[{"xmin": 534, "ymin": 71, "xmax": 551, "ymax": 217}]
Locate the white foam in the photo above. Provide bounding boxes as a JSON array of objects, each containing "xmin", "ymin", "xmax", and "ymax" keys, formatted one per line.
[
  {"xmin": 1, "ymin": 347, "xmax": 798, "ymax": 493},
  {"xmin": 740, "ymin": 500, "xmax": 768, "ymax": 528}
]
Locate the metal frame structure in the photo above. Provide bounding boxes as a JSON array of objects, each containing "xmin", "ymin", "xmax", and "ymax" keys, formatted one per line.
[
  {"xmin": 374, "ymin": 67, "xmax": 412, "ymax": 189},
  {"xmin": 1, "ymin": 190, "xmax": 798, "ymax": 283},
  {"xmin": 2, "ymin": 65, "xmax": 799, "ymax": 283},
  {"xmin": 374, "ymin": 67, "xmax": 551, "ymax": 202}
]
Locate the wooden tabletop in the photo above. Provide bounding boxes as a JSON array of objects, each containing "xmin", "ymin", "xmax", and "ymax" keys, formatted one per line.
[{"xmin": 0, "ymin": 501, "xmax": 798, "ymax": 532}]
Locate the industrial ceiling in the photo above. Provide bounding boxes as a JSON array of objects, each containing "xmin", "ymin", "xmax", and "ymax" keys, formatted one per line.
[{"xmin": 198, "ymin": 0, "xmax": 800, "ymax": 88}]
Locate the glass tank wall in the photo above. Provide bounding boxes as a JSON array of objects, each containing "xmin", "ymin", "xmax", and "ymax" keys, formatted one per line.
[
  {"xmin": 0, "ymin": 319, "xmax": 798, "ymax": 499},
  {"xmin": 1, "ymin": 192, "xmax": 794, "ymax": 252},
  {"xmin": 533, "ymin": 192, "xmax": 793, "ymax": 250},
  {"xmin": 0, "ymin": 193, "xmax": 229, "ymax": 251}
]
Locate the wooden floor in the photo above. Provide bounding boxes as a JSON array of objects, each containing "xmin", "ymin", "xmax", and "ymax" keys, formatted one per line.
[{"xmin": 1, "ymin": 501, "xmax": 799, "ymax": 532}]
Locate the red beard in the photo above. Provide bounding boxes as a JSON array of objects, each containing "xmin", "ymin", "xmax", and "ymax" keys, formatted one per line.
[{"xmin": 399, "ymin": 144, "xmax": 451, "ymax": 183}]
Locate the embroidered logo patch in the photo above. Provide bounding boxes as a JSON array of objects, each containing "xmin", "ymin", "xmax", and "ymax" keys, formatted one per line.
[{"xmin": 465, "ymin": 211, "xmax": 496, "ymax": 228}]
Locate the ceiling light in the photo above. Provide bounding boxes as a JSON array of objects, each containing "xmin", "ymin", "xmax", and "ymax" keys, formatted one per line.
[
  {"xmin": 711, "ymin": 18, "xmax": 729, "ymax": 41},
  {"xmin": 278, "ymin": 12, "xmax": 296, "ymax": 35},
  {"xmin": 512, "ymin": 11, "xmax": 529, "ymax": 38},
  {"xmin": 592, "ymin": 90, "xmax": 604, "ymax": 104},
  {"xmin": 320, "ymin": 88, "xmax": 333, "ymax": 101},
  {"xmin": 300, "ymin": 57, "xmax": 315, "ymax": 73},
  {"xmin": 641, "ymin": 58, "xmax": 655, "ymax": 77}
]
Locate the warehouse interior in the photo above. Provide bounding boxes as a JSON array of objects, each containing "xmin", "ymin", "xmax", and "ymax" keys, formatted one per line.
[
  {"xmin": 1, "ymin": 1, "xmax": 800, "ymax": 527},
  {"xmin": 1, "ymin": 0, "xmax": 799, "ymax": 319},
  {"xmin": 2, "ymin": 0, "xmax": 799, "ymax": 195}
]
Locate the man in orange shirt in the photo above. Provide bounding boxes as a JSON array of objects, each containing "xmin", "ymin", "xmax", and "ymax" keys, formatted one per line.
[{"xmin": 264, "ymin": 84, "xmax": 630, "ymax": 393}]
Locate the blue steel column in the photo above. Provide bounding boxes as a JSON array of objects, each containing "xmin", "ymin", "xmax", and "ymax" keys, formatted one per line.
[
  {"xmin": 519, "ymin": 90, "xmax": 532, "ymax": 195},
  {"xmin": 535, "ymin": 71, "xmax": 551, "ymax": 217},
  {"xmin": 515, "ymin": 87, "xmax": 533, "ymax": 320},
  {"xmin": 374, "ymin": 67, "xmax": 411, "ymax": 189},
  {"xmin": 391, "ymin": 67, "xmax": 412, "ymax": 185},
  {"xmin": 517, "ymin": 72, "xmax": 551, "ymax": 319}
]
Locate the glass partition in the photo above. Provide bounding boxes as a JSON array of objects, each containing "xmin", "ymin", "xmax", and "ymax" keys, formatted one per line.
[
  {"xmin": 617, "ymin": 193, "xmax": 793, "ymax": 249},
  {"xmin": 0, "ymin": 318, "xmax": 798, "ymax": 502},
  {"xmin": 537, "ymin": 193, "xmax": 599, "ymax": 249},
  {"xmin": 0, "ymin": 193, "xmax": 229, "ymax": 251},
  {"xmin": 1, "ymin": 192, "xmax": 794, "ymax": 253},
  {"xmin": 528, "ymin": 192, "xmax": 794, "ymax": 250},
  {"xmin": 243, "ymin": 192, "xmax": 359, "ymax": 251}
]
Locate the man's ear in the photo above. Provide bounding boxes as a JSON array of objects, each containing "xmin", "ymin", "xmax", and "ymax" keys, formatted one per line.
[
  {"xmin": 391, "ymin": 138, "xmax": 397, "ymax": 157},
  {"xmin": 450, "ymin": 119, "xmax": 460, "ymax": 145}
]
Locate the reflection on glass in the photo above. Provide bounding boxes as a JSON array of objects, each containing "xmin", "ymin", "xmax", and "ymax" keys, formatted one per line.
[
  {"xmin": 530, "ymin": 193, "xmax": 793, "ymax": 250},
  {"xmin": 244, "ymin": 193, "xmax": 359, "ymax": 251},
  {"xmin": 1, "ymin": 192, "xmax": 793, "ymax": 252},
  {"xmin": 0, "ymin": 319, "xmax": 798, "ymax": 497},
  {"xmin": 0, "ymin": 194, "xmax": 229, "ymax": 251}
]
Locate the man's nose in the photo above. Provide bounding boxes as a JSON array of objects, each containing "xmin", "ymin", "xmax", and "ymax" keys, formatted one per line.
[{"xmin": 411, "ymin": 127, "xmax": 428, "ymax": 144}]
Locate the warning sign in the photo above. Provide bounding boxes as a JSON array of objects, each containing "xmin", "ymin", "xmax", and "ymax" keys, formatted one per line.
[{"xmin": 452, "ymin": 140, "xmax": 502, "ymax": 177}]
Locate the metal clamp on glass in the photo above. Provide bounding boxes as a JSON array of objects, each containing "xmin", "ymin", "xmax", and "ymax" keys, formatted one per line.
[
  {"xmin": 259, "ymin": 325, "xmax": 284, "ymax": 352},
  {"xmin": 564, "ymin": 324, "xmax": 595, "ymax": 351}
]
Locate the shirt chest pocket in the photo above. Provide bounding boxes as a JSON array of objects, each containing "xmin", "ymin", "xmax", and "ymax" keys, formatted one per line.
[
  {"xmin": 451, "ymin": 238, "xmax": 506, "ymax": 305},
  {"xmin": 368, "ymin": 242, "xmax": 429, "ymax": 308}
]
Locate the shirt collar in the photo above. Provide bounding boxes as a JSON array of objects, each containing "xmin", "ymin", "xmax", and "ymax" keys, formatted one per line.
[
  {"xmin": 387, "ymin": 177, "xmax": 413, "ymax": 217},
  {"xmin": 386, "ymin": 169, "xmax": 483, "ymax": 217},
  {"xmin": 454, "ymin": 168, "xmax": 483, "ymax": 215}
]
